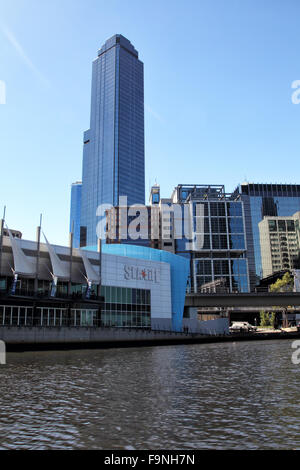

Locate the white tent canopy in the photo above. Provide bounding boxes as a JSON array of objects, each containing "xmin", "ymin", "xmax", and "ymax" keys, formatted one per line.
[
  {"xmin": 43, "ymin": 232, "xmax": 70, "ymax": 279},
  {"xmin": 6, "ymin": 227, "xmax": 36, "ymax": 276},
  {"xmin": 80, "ymin": 249, "xmax": 100, "ymax": 284}
]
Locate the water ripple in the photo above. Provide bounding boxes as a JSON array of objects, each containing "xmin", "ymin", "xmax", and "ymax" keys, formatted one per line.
[{"xmin": 0, "ymin": 340, "xmax": 299, "ymax": 449}]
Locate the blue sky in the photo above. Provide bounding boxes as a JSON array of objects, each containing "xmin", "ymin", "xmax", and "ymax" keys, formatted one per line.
[{"xmin": 0, "ymin": 0, "xmax": 300, "ymax": 245}]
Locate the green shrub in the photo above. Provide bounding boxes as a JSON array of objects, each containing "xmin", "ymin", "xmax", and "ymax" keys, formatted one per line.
[{"xmin": 260, "ymin": 310, "xmax": 270, "ymax": 327}]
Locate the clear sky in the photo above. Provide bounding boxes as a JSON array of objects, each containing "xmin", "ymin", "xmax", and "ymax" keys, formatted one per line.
[{"xmin": 0, "ymin": 0, "xmax": 300, "ymax": 245}]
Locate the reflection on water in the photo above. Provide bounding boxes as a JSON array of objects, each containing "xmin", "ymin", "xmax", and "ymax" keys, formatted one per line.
[{"xmin": 0, "ymin": 340, "xmax": 299, "ymax": 449}]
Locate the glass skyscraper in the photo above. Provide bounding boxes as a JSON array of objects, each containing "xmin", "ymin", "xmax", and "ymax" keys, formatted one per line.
[
  {"xmin": 235, "ymin": 183, "xmax": 300, "ymax": 290},
  {"xmin": 69, "ymin": 182, "xmax": 82, "ymax": 248},
  {"xmin": 80, "ymin": 34, "xmax": 145, "ymax": 247}
]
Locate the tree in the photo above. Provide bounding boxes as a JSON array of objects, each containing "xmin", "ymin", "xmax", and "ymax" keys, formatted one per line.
[
  {"xmin": 270, "ymin": 312, "xmax": 276, "ymax": 329},
  {"xmin": 269, "ymin": 272, "xmax": 293, "ymax": 293},
  {"xmin": 269, "ymin": 272, "xmax": 294, "ymax": 328},
  {"xmin": 260, "ymin": 310, "xmax": 270, "ymax": 327}
]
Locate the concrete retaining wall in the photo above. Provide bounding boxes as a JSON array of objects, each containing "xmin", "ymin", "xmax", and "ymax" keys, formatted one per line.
[
  {"xmin": 182, "ymin": 318, "xmax": 229, "ymax": 335},
  {"xmin": 0, "ymin": 326, "xmax": 198, "ymax": 346}
]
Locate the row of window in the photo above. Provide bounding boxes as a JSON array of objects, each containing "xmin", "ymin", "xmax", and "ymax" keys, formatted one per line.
[
  {"xmin": 0, "ymin": 306, "xmax": 152, "ymax": 328},
  {"xmin": 192, "ymin": 202, "xmax": 243, "ymax": 217},
  {"xmin": 0, "ymin": 306, "xmax": 100, "ymax": 327},
  {"xmin": 195, "ymin": 275, "xmax": 249, "ymax": 293},
  {"xmin": 268, "ymin": 219, "xmax": 296, "ymax": 232},
  {"xmin": 100, "ymin": 286, "xmax": 151, "ymax": 305},
  {"xmin": 193, "ymin": 217, "xmax": 244, "ymax": 233},
  {"xmin": 195, "ymin": 259, "xmax": 248, "ymax": 277},
  {"xmin": 193, "ymin": 234, "xmax": 245, "ymax": 250}
]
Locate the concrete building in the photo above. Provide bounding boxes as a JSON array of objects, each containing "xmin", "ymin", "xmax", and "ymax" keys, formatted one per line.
[
  {"xmin": 105, "ymin": 204, "xmax": 160, "ymax": 250},
  {"xmin": 105, "ymin": 185, "xmax": 175, "ymax": 254},
  {"xmin": 259, "ymin": 212, "xmax": 300, "ymax": 278}
]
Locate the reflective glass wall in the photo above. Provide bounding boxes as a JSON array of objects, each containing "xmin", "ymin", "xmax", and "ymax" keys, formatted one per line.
[
  {"xmin": 238, "ymin": 184, "xmax": 300, "ymax": 288},
  {"xmin": 69, "ymin": 182, "xmax": 82, "ymax": 248},
  {"xmin": 175, "ymin": 200, "xmax": 249, "ymax": 293},
  {"xmin": 100, "ymin": 285, "xmax": 151, "ymax": 328},
  {"xmin": 81, "ymin": 35, "xmax": 145, "ymax": 247}
]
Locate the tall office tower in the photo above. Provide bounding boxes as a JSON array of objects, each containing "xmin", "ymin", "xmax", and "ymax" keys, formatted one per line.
[
  {"xmin": 69, "ymin": 182, "xmax": 82, "ymax": 248},
  {"xmin": 80, "ymin": 34, "xmax": 145, "ymax": 247},
  {"xmin": 234, "ymin": 183, "xmax": 300, "ymax": 290}
]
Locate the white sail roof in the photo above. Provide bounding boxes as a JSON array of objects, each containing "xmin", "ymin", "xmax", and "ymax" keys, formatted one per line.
[
  {"xmin": 7, "ymin": 227, "xmax": 36, "ymax": 276},
  {"xmin": 43, "ymin": 233, "xmax": 70, "ymax": 279},
  {"xmin": 80, "ymin": 249, "xmax": 100, "ymax": 284}
]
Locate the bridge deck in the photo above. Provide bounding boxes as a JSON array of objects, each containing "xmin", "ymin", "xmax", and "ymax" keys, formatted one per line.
[{"xmin": 185, "ymin": 292, "xmax": 300, "ymax": 308}]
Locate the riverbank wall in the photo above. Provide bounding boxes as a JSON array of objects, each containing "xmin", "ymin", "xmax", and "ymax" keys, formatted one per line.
[{"xmin": 1, "ymin": 325, "xmax": 300, "ymax": 352}]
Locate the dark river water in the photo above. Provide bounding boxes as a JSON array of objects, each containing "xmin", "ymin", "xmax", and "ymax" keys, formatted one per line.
[{"xmin": 0, "ymin": 339, "xmax": 299, "ymax": 450}]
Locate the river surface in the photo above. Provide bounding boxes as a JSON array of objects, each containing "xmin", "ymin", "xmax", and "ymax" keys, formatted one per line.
[{"xmin": 0, "ymin": 339, "xmax": 299, "ymax": 450}]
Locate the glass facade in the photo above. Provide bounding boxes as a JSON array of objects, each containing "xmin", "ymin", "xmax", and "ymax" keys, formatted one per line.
[
  {"xmin": 238, "ymin": 183, "xmax": 300, "ymax": 288},
  {"xmin": 174, "ymin": 197, "xmax": 249, "ymax": 293},
  {"xmin": 69, "ymin": 182, "xmax": 82, "ymax": 248},
  {"xmin": 0, "ymin": 284, "xmax": 151, "ymax": 328},
  {"xmin": 80, "ymin": 35, "xmax": 145, "ymax": 247},
  {"xmin": 0, "ymin": 305, "xmax": 100, "ymax": 327},
  {"xmin": 100, "ymin": 285, "xmax": 151, "ymax": 328}
]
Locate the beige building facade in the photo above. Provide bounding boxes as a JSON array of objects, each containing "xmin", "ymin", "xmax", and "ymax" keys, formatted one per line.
[{"xmin": 259, "ymin": 212, "xmax": 300, "ymax": 278}]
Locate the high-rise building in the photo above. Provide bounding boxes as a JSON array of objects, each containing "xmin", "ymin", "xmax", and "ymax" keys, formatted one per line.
[
  {"xmin": 171, "ymin": 185, "xmax": 249, "ymax": 293},
  {"xmin": 69, "ymin": 182, "xmax": 82, "ymax": 248},
  {"xmin": 259, "ymin": 212, "xmax": 300, "ymax": 278},
  {"xmin": 80, "ymin": 34, "xmax": 145, "ymax": 247},
  {"xmin": 235, "ymin": 183, "xmax": 300, "ymax": 289}
]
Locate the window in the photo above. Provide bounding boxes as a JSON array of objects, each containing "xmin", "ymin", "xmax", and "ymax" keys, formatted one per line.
[
  {"xmin": 212, "ymin": 235, "xmax": 228, "ymax": 250},
  {"xmin": 229, "ymin": 235, "xmax": 245, "ymax": 250},
  {"xmin": 228, "ymin": 218, "xmax": 244, "ymax": 233},
  {"xmin": 268, "ymin": 220, "xmax": 277, "ymax": 232},
  {"xmin": 101, "ymin": 286, "xmax": 151, "ymax": 327},
  {"xmin": 287, "ymin": 220, "xmax": 295, "ymax": 232}
]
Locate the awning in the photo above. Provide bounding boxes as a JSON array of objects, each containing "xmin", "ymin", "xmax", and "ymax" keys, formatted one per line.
[
  {"xmin": 80, "ymin": 249, "xmax": 100, "ymax": 284},
  {"xmin": 43, "ymin": 232, "xmax": 70, "ymax": 279},
  {"xmin": 6, "ymin": 227, "xmax": 36, "ymax": 276}
]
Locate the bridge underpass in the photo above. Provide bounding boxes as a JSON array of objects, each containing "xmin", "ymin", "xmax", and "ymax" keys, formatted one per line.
[
  {"xmin": 185, "ymin": 292, "xmax": 300, "ymax": 325},
  {"xmin": 185, "ymin": 292, "xmax": 300, "ymax": 308}
]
